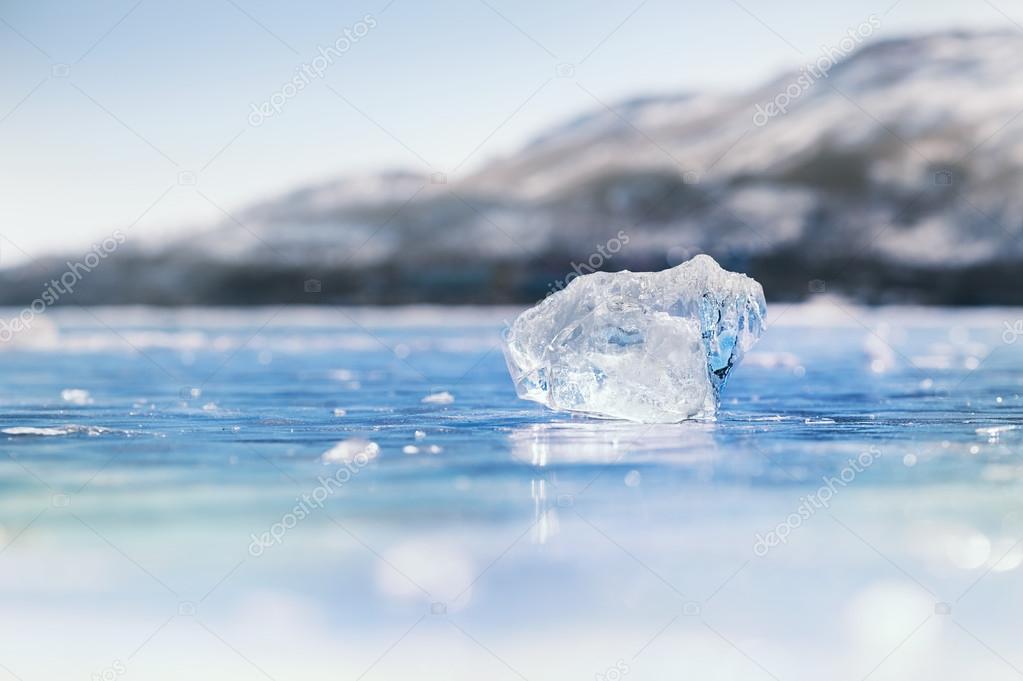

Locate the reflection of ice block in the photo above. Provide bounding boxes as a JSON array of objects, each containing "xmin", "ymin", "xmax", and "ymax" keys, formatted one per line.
[{"xmin": 502, "ymin": 255, "xmax": 767, "ymax": 423}]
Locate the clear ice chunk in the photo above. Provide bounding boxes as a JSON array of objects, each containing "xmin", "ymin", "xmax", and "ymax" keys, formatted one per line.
[{"xmin": 502, "ymin": 255, "xmax": 767, "ymax": 423}]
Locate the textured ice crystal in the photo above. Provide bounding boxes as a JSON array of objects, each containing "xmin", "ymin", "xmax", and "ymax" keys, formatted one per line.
[{"xmin": 502, "ymin": 255, "xmax": 767, "ymax": 423}]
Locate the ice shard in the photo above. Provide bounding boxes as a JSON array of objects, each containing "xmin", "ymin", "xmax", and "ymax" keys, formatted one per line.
[{"xmin": 502, "ymin": 255, "xmax": 767, "ymax": 423}]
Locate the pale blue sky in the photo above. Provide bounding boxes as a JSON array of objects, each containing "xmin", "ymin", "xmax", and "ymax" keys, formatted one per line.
[{"xmin": 0, "ymin": 0, "xmax": 1014, "ymax": 261}]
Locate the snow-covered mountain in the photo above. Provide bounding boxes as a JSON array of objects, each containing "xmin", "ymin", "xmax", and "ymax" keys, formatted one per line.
[{"xmin": 7, "ymin": 29, "xmax": 1023, "ymax": 304}]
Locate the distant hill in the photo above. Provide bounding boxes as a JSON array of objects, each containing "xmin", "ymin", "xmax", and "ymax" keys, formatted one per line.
[{"xmin": 5, "ymin": 29, "xmax": 1023, "ymax": 305}]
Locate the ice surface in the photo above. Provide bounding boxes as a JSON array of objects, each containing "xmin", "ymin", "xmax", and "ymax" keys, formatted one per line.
[
  {"xmin": 422, "ymin": 391, "xmax": 455, "ymax": 405},
  {"xmin": 502, "ymin": 255, "xmax": 767, "ymax": 423}
]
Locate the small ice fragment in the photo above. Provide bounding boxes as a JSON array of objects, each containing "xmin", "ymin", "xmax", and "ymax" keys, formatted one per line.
[
  {"xmin": 414, "ymin": 430, "xmax": 426, "ymax": 440},
  {"xmin": 4, "ymin": 426, "xmax": 70, "ymax": 436},
  {"xmin": 202, "ymin": 402, "xmax": 218, "ymax": 411},
  {"xmin": 427, "ymin": 444, "xmax": 442, "ymax": 454},
  {"xmin": 333, "ymin": 408, "xmax": 348, "ymax": 416},
  {"xmin": 422, "ymin": 391, "xmax": 454, "ymax": 405},
  {"xmin": 2, "ymin": 425, "xmax": 117, "ymax": 437},
  {"xmin": 61, "ymin": 389, "xmax": 93, "ymax": 406},
  {"xmin": 976, "ymin": 425, "xmax": 1017, "ymax": 439},
  {"xmin": 502, "ymin": 255, "xmax": 766, "ymax": 423},
  {"xmin": 403, "ymin": 445, "xmax": 420, "ymax": 454},
  {"xmin": 322, "ymin": 438, "xmax": 380, "ymax": 464}
]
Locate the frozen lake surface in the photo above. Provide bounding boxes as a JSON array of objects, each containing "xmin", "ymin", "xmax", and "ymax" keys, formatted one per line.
[{"xmin": 1, "ymin": 303, "xmax": 1021, "ymax": 680}]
